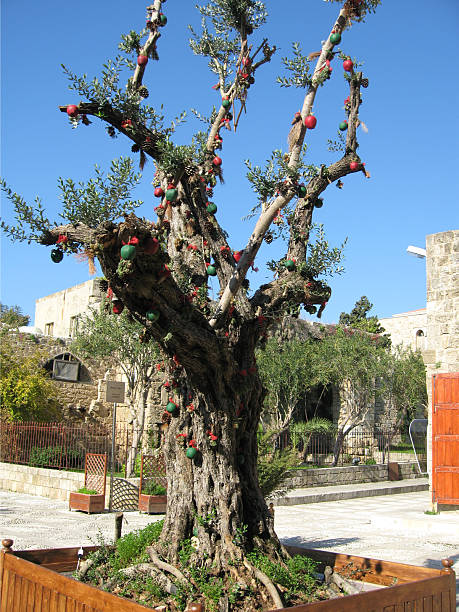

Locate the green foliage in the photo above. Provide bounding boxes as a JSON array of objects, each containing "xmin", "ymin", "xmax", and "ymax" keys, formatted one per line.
[
  {"xmin": 277, "ymin": 42, "xmax": 312, "ymax": 88},
  {"xmin": 114, "ymin": 520, "xmax": 164, "ymax": 569},
  {"xmin": 247, "ymin": 549, "xmax": 318, "ymax": 604},
  {"xmin": 141, "ymin": 481, "xmax": 167, "ymax": 496},
  {"xmin": 245, "ymin": 149, "xmax": 302, "ymax": 204},
  {"xmin": 290, "ymin": 418, "xmax": 336, "ymax": 449},
  {"xmin": 257, "ymin": 428, "xmax": 298, "ymax": 497},
  {"xmin": 302, "ymin": 224, "xmax": 347, "ymax": 279},
  {"xmin": 57, "ymin": 157, "xmax": 143, "ymax": 228},
  {"xmin": 0, "ymin": 180, "xmax": 52, "ymax": 243},
  {"xmin": 364, "ymin": 458, "xmax": 376, "ymax": 465},
  {"xmin": 29, "ymin": 446, "xmax": 83, "ymax": 468},
  {"xmin": 0, "ymin": 331, "xmax": 59, "ymax": 422},
  {"xmin": 257, "ymin": 337, "xmax": 321, "ymax": 429},
  {"xmin": 76, "ymin": 487, "xmax": 100, "ymax": 495},
  {"xmin": 339, "ymin": 295, "xmax": 386, "ymax": 335},
  {"xmin": 0, "ymin": 303, "xmax": 30, "ymax": 328}
]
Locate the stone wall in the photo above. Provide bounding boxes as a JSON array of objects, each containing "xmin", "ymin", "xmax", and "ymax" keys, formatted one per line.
[
  {"xmin": 284, "ymin": 461, "xmax": 422, "ymax": 489},
  {"xmin": 0, "ymin": 462, "xmax": 85, "ymax": 502},
  {"xmin": 378, "ymin": 309, "xmax": 427, "ymax": 351},
  {"xmin": 424, "ymin": 230, "xmax": 459, "ymax": 477}
]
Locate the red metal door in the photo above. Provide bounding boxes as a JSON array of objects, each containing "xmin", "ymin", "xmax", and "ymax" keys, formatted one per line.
[{"xmin": 432, "ymin": 373, "xmax": 459, "ymax": 505}]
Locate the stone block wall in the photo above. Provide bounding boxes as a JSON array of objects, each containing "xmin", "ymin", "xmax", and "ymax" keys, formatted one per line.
[
  {"xmin": 424, "ymin": 230, "xmax": 459, "ymax": 477},
  {"xmin": 0, "ymin": 462, "xmax": 85, "ymax": 502},
  {"xmin": 284, "ymin": 462, "xmax": 421, "ymax": 489}
]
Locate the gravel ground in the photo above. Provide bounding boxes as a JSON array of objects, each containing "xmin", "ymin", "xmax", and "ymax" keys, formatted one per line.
[{"xmin": 1, "ymin": 489, "xmax": 458, "ymax": 607}]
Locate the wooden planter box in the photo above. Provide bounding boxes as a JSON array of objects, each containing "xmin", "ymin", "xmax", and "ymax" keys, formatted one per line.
[
  {"xmin": 68, "ymin": 492, "xmax": 105, "ymax": 514},
  {"xmin": 0, "ymin": 541, "xmax": 455, "ymax": 612},
  {"xmin": 138, "ymin": 493, "xmax": 167, "ymax": 514}
]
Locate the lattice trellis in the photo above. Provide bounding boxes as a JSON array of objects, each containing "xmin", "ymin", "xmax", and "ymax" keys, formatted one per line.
[
  {"xmin": 139, "ymin": 453, "xmax": 167, "ymax": 496},
  {"xmin": 84, "ymin": 453, "xmax": 107, "ymax": 495},
  {"xmin": 112, "ymin": 478, "xmax": 139, "ymax": 511}
]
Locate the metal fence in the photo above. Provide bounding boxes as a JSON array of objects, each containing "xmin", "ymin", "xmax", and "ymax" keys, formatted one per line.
[
  {"xmin": 275, "ymin": 428, "xmax": 408, "ymax": 466},
  {"xmin": 0, "ymin": 421, "xmax": 138, "ymax": 474}
]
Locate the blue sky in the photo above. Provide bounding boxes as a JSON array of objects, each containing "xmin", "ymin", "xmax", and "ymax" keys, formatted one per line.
[{"xmin": 1, "ymin": 0, "xmax": 458, "ymax": 326}]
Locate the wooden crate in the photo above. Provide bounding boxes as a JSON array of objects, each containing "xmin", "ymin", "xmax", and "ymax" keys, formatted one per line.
[{"xmin": 0, "ymin": 540, "xmax": 456, "ymax": 611}]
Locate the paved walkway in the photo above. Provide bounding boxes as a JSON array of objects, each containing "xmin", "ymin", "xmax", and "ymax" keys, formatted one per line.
[{"xmin": 1, "ymin": 487, "xmax": 458, "ymax": 608}]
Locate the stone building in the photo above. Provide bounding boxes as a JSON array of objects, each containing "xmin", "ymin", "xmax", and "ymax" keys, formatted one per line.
[{"xmin": 379, "ymin": 309, "xmax": 427, "ymax": 352}]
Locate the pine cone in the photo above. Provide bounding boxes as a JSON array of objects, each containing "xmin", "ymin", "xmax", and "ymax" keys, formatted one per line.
[
  {"xmin": 361, "ymin": 78, "xmax": 369, "ymax": 88},
  {"xmin": 107, "ymin": 126, "xmax": 116, "ymax": 138},
  {"xmin": 138, "ymin": 86, "xmax": 149, "ymax": 98},
  {"xmin": 264, "ymin": 232, "xmax": 274, "ymax": 244},
  {"xmin": 131, "ymin": 144, "xmax": 140, "ymax": 152}
]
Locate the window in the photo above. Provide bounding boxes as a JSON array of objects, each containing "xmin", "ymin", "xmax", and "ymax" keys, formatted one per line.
[
  {"xmin": 69, "ymin": 316, "xmax": 79, "ymax": 338},
  {"xmin": 44, "ymin": 322, "xmax": 54, "ymax": 336},
  {"xmin": 52, "ymin": 353, "xmax": 80, "ymax": 382},
  {"xmin": 415, "ymin": 330, "xmax": 425, "ymax": 351}
]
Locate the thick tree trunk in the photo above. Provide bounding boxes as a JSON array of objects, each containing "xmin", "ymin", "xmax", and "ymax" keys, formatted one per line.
[{"xmin": 159, "ymin": 372, "xmax": 279, "ymax": 566}]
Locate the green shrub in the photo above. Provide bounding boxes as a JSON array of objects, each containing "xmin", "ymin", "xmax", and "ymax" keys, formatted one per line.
[
  {"xmin": 141, "ymin": 481, "xmax": 166, "ymax": 496},
  {"xmin": 257, "ymin": 429, "xmax": 298, "ymax": 497},
  {"xmin": 76, "ymin": 487, "xmax": 99, "ymax": 494},
  {"xmin": 114, "ymin": 519, "xmax": 164, "ymax": 569},
  {"xmin": 29, "ymin": 446, "xmax": 63, "ymax": 467},
  {"xmin": 364, "ymin": 458, "xmax": 376, "ymax": 465}
]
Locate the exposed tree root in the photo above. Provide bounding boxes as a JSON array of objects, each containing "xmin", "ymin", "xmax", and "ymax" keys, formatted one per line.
[
  {"xmin": 243, "ymin": 559, "xmax": 284, "ymax": 610},
  {"xmin": 120, "ymin": 562, "xmax": 179, "ymax": 595},
  {"xmin": 146, "ymin": 546, "xmax": 190, "ymax": 587}
]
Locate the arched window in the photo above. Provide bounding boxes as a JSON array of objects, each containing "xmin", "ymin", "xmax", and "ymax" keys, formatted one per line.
[
  {"xmin": 415, "ymin": 330, "xmax": 425, "ymax": 351},
  {"xmin": 44, "ymin": 353, "xmax": 92, "ymax": 383}
]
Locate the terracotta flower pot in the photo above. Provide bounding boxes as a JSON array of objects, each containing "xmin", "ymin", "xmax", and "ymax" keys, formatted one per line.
[
  {"xmin": 69, "ymin": 492, "xmax": 105, "ymax": 514},
  {"xmin": 138, "ymin": 493, "xmax": 167, "ymax": 514}
]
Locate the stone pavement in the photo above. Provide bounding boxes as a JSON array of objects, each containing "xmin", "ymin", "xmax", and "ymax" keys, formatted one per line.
[{"xmin": 0, "ymin": 487, "xmax": 458, "ymax": 608}]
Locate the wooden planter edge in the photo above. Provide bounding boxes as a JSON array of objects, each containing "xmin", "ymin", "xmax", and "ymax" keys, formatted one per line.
[{"xmin": 0, "ymin": 542, "xmax": 456, "ymax": 612}]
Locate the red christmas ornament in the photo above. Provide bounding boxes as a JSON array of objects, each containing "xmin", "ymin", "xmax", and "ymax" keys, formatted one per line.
[
  {"xmin": 343, "ymin": 58, "xmax": 353, "ymax": 72},
  {"xmin": 121, "ymin": 119, "xmax": 132, "ymax": 129},
  {"xmin": 233, "ymin": 250, "xmax": 243, "ymax": 263},
  {"xmin": 56, "ymin": 234, "xmax": 68, "ymax": 244},
  {"xmin": 304, "ymin": 115, "xmax": 317, "ymax": 129},
  {"xmin": 112, "ymin": 300, "xmax": 124, "ymax": 315},
  {"xmin": 66, "ymin": 105, "xmax": 79, "ymax": 117},
  {"xmin": 242, "ymin": 57, "xmax": 252, "ymax": 67},
  {"xmin": 349, "ymin": 161, "xmax": 360, "ymax": 171},
  {"xmin": 213, "ymin": 156, "xmax": 222, "ymax": 166},
  {"xmin": 137, "ymin": 55, "xmax": 148, "ymax": 66},
  {"xmin": 154, "ymin": 187, "xmax": 164, "ymax": 197}
]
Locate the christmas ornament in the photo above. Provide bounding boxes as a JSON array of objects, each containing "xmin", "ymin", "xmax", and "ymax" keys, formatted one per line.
[
  {"xmin": 297, "ymin": 184, "xmax": 307, "ymax": 198},
  {"xmin": 304, "ymin": 115, "xmax": 317, "ymax": 129},
  {"xmin": 121, "ymin": 244, "xmax": 136, "ymax": 260},
  {"xmin": 207, "ymin": 264, "xmax": 217, "ymax": 276},
  {"xmin": 233, "ymin": 250, "xmax": 243, "ymax": 263},
  {"xmin": 51, "ymin": 249, "xmax": 63, "ymax": 263},
  {"xmin": 339, "ymin": 120, "xmax": 348, "ymax": 131},
  {"xmin": 112, "ymin": 300, "xmax": 124, "ymax": 315},
  {"xmin": 66, "ymin": 105, "xmax": 78, "ymax": 117},
  {"xmin": 146, "ymin": 310, "xmax": 160, "ymax": 322},
  {"xmin": 159, "ymin": 13, "xmax": 167, "ymax": 25},
  {"xmin": 154, "ymin": 187, "xmax": 164, "ymax": 197},
  {"xmin": 284, "ymin": 259, "xmax": 295, "ymax": 271},
  {"xmin": 206, "ymin": 202, "xmax": 217, "ymax": 214},
  {"xmin": 213, "ymin": 156, "xmax": 222, "ymax": 166},
  {"xmin": 343, "ymin": 58, "xmax": 353, "ymax": 72},
  {"xmin": 330, "ymin": 32, "xmax": 341, "ymax": 44},
  {"xmin": 166, "ymin": 400, "xmax": 178, "ymax": 413},
  {"xmin": 165, "ymin": 187, "xmax": 178, "ymax": 202},
  {"xmin": 222, "ymin": 98, "xmax": 231, "ymax": 108},
  {"xmin": 137, "ymin": 55, "xmax": 148, "ymax": 66},
  {"xmin": 315, "ymin": 198, "xmax": 324, "ymax": 208},
  {"xmin": 56, "ymin": 234, "xmax": 68, "ymax": 245},
  {"xmin": 349, "ymin": 161, "xmax": 360, "ymax": 171},
  {"xmin": 186, "ymin": 446, "xmax": 197, "ymax": 459}
]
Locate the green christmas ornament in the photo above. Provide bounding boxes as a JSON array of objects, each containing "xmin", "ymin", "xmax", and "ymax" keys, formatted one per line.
[
  {"xmin": 284, "ymin": 259, "xmax": 295, "ymax": 271},
  {"xmin": 297, "ymin": 185, "xmax": 307, "ymax": 198},
  {"xmin": 121, "ymin": 244, "xmax": 136, "ymax": 260},
  {"xmin": 222, "ymin": 99, "xmax": 230, "ymax": 108},
  {"xmin": 186, "ymin": 446, "xmax": 197, "ymax": 459},
  {"xmin": 207, "ymin": 265, "xmax": 217, "ymax": 276},
  {"xmin": 146, "ymin": 310, "xmax": 160, "ymax": 322},
  {"xmin": 165, "ymin": 188, "xmax": 178, "ymax": 202},
  {"xmin": 193, "ymin": 527, "xmax": 198, "ymax": 537},
  {"xmin": 339, "ymin": 121, "xmax": 348, "ymax": 131},
  {"xmin": 51, "ymin": 249, "xmax": 63, "ymax": 263},
  {"xmin": 166, "ymin": 401, "xmax": 178, "ymax": 413},
  {"xmin": 206, "ymin": 202, "xmax": 217, "ymax": 214},
  {"xmin": 330, "ymin": 32, "xmax": 341, "ymax": 44},
  {"xmin": 159, "ymin": 13, "xmax": 167, "ymax": 25}
]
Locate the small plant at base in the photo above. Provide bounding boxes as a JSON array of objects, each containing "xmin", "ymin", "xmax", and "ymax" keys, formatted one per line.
[
  {"xmin": 141, "ymin": 481, "xmax": 166, "ymax": 496},
  {"xmin": 364, "ymin": 457, "xmax": 376, "ymax": 465},
  {"xmin": 76, "ymin": 487, "xmax": 99, "ymax": 495}
]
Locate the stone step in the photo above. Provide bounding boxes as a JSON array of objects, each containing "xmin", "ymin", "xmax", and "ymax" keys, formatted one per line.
[{"xmin": 271, "ymin": 478, "xmax": 429, "ymax": 506}]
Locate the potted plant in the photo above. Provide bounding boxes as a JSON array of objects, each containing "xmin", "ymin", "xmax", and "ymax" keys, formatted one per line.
[
  {"xmin": 69, "ymin": 486, "xmax": 106, "ymax": 514},
  {"xmin": 138, "ymin": 481, "xmax": 167, "ymax": 514}
]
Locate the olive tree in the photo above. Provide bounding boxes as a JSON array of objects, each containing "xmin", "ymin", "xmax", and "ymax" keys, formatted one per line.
[{"xmin": 1, "ymin": 0, "xmax": 380, "ymax": 606}]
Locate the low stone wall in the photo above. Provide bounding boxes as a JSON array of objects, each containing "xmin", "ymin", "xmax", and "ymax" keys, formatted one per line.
[
  {"xmin": 0, "ymin": 462, "xmax": 85, "ymax": 502},
  {"xmin": 285, "ymin": 462, "xmax": 422, "ymax": 489}
]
